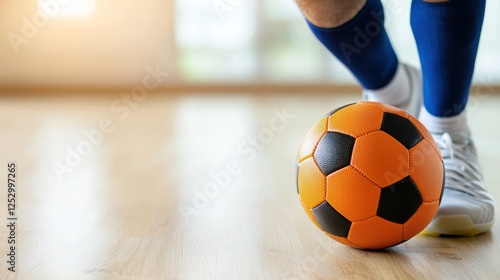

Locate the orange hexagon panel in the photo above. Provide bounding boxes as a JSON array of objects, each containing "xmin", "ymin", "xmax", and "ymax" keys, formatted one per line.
[
  {"xmin": 298, "ymin": 117, "xmax": 328, "ymax": 163},
  {"xmin": 297, "ymin": 157, "xmax": 326, "ymax": 209},
  {"xmin": 403, "ymin": 201, "xmax": 439, "ymax": 240},
  {"xmin": 361, "ymin": 101, "xmax": 409, "ymax": 118},
  {"xmin": 326, "ymin": 166, "xmax": 381, "ymax": 222},
  {"xmin": 409, "ymin": 139, "xmax": 444, "ymax": 202},
  {"xmin": 327, "ymin": 103, "xmax": 384, "ymax": 138},
  {"xmin": 351, "ymin": 131, "xmax": 409, "ymax": 187},
  {"xmin": 349, "ymin": 216, "xmax": 403, "ymax": 250}
]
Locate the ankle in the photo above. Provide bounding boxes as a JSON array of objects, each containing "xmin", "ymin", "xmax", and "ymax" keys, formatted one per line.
[
  {"xmin": 299, "ymin": 0, "xmax": 367, "ymax": 28},
  {"xmin": 364, "ymin": 64, "xmax": 410, "ymax": 107},
  {"xmin": 418, "ymin": 106, "xmax": 470, "ymax": 135}
]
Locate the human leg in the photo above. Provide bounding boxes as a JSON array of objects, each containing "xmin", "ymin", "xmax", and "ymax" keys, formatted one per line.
[
  {"xmin": 296, "ymin": 0, "xmax": 419, "ymax": 115},
  {"xmin": 411, "ymin": 0, "xmax": 496, "ymax": 235}
]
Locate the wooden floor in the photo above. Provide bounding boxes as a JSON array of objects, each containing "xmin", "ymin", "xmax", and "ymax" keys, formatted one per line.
[{"xmin": 0, "ymin": 92, "xmax": 499, "ymax": 280}]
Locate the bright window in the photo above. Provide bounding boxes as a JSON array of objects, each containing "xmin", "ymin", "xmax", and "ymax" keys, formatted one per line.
[
  {"xmin": 38, "ymin": 0, "xmax": 96, "ymax": 19},
  {"xmin": 174, "ymin": 0, "xmax": 500, "ymax": 84}
]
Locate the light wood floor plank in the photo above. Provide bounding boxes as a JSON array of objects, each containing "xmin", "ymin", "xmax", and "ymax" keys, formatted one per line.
[{"xmin": 0, "ymin": 92, "xmax": 499, "ymax": 279}]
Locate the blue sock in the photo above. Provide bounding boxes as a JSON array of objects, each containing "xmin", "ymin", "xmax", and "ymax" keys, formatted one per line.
[
  {"xmin": 411, "ymin": 0, "xmax": 486, "ymax": 117},
  {"xmin": 307, "ymin": 0, "xmax": 398, "ymax": 90}
]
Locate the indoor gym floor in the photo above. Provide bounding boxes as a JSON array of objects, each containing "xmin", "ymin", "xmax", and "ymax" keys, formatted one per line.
[{"xmin": 0, "ymin": 91, "xmax": 499, "ymax": 280}]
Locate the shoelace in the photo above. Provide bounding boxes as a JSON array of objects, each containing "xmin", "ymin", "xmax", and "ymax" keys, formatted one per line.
[{"xmin": 434, "ymin": 133, "xmax": 487, "ymax": 198}]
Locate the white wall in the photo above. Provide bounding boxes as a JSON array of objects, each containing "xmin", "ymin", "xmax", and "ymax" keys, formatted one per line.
[
  {"xmin": 0, "ymin": 0, "xmax": 498, "ymax": 88},
  {"xmin": 0, "ymin": 0, "xmax": 174, "ymax": 87}
]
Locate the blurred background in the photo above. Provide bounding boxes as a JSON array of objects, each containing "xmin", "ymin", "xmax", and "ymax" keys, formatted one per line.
[
  {"xmin": 1, "ymin": 1, "xmax": 500, "ymax": 279},
  {"xmin": 1, "ymin": 0, "xmax": 500, "ymax": 90}
]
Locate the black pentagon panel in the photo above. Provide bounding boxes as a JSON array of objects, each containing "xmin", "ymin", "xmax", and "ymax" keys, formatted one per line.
[
  {"xmin": 325, "ymin": 103, "xmax": 356, "ymax": 117},
  {"xmin": 377, "ymin": 177, "xmax": 423, "ymax": 224},
  {"xmin": 312, "ymin": 201, "xmax": 352, "ymax": 238},
  {"xmin": 380, "ymin": 112, "xmax": 423, "ymax": 149},
  {"xmin": 314, "ymin": 132, "xmax": 355, "ymax": 176}
]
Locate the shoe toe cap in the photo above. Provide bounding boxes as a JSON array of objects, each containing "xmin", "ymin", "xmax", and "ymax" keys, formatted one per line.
[{"xmin": 436, "ymin": 189, "xmax": 495, "ymax": 224}]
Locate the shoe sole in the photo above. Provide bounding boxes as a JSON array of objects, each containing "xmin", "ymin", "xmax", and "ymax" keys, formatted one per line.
[{"xmin": 423, "ymin": 214, "xmax": 494, "ymax": 237}]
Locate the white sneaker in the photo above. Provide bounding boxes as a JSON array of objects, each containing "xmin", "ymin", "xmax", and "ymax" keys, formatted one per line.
[
  {"xmin": 362, "ymin": 63, "xmax": 422, "ymax": 117},
  {"xmin": 424, "ymin": 132, "xmax": 496, "ymax": 236}
]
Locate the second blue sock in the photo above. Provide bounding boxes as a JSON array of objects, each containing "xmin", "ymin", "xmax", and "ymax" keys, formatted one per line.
[{"xmin": 411, "ymin": 0, "xmax": 486, "ymax": 117}]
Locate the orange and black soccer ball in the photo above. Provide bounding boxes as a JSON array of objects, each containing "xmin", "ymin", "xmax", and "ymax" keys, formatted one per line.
[{"xmin": 296, "ymin": 101, "xmax": 444, "ymax": 250}]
